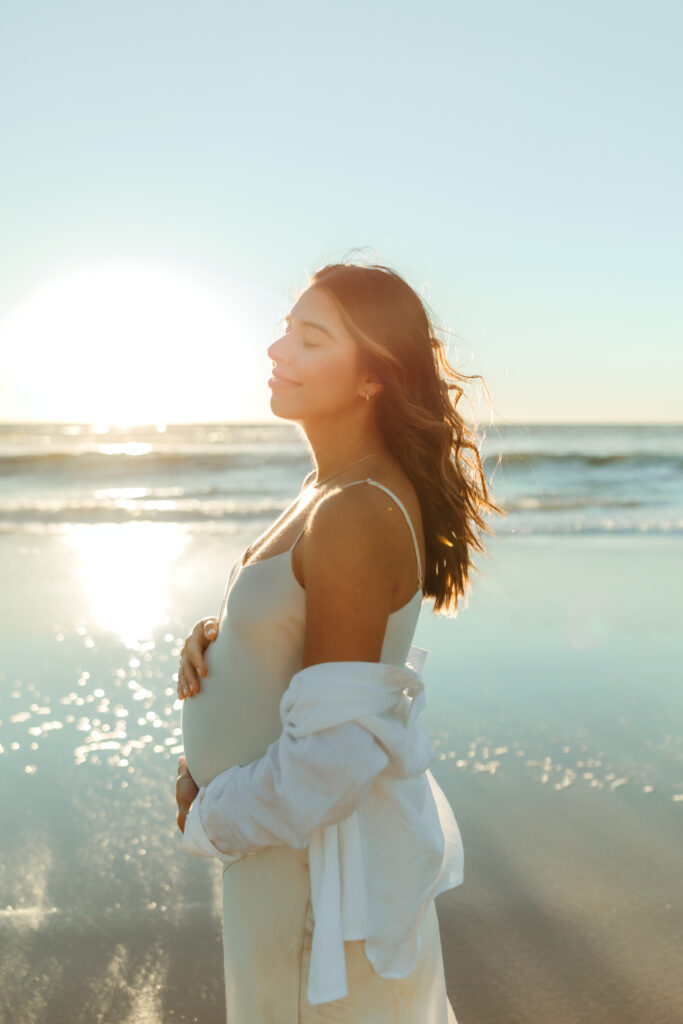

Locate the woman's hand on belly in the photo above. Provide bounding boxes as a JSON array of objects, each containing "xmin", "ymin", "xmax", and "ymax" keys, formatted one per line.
[
  {"xmin": 177, "ymin": 617, "xmax": 219, "ymax": 699},
  {"xmin": 176, "ymin": 754, "xmax": 199, "ymax": 832}
]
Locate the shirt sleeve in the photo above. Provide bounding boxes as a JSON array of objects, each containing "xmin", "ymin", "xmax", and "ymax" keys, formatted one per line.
[{"xmin": 181, "ymin": 720, "xmax": 390, "ymax": 862}]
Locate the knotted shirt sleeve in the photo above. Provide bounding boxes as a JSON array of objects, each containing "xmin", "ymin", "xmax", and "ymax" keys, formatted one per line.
[{"xmin": 182, "ymin": 719, "xmax": 390, "ymax": 863}]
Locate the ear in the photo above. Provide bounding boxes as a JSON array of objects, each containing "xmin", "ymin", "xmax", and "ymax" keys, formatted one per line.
[{"xmin": 359, "ymin": 374, "xmax": 382, "ymax": 400}]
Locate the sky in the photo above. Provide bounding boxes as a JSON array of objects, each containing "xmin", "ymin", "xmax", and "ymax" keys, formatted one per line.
[{"xmin": 0, "ymin": 0, "xmax": 681, "ymax": 425}]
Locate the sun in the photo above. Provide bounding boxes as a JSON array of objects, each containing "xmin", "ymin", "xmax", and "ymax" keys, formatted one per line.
[{"xmin": 0, "ymin": 262, "xmax": 263, "ymax": 425}]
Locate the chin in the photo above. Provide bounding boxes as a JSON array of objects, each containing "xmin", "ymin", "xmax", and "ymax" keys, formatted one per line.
[{"xmin": 268, "ymin": 394, "xmax": 300, "ymax": 422}]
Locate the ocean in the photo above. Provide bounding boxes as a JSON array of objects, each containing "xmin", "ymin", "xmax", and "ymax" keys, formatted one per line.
[
  {"xmin": 1, "ymin": 420, "xmax": 681, "ymax": 1024},
  {"xmin": 1, "ymin": 421, "xmax": 681, "ymax": 537}
]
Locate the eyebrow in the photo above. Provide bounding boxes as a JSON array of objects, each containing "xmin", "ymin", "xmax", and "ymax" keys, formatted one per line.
[{"xmin": 284, "ymin": 312, "xmax": 335, "ymax": 341}]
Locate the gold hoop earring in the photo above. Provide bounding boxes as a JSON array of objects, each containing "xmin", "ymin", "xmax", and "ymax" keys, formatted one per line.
[{"xmin": 365, "ymin": 392, "xmax": 370, "ymax": 402}]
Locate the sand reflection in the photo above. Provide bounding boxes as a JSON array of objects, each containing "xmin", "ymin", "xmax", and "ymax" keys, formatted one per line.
[{"xmin": 63, "ymin": 523, "xmax": 190, "ymax": 649}]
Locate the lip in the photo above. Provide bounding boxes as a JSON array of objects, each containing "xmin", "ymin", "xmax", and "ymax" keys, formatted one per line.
[{"xmin": 269, "ymin": 370, "xmax": 300, "ymax": 387}]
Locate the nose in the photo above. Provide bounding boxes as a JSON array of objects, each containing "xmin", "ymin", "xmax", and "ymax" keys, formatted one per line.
[{"xmin": 267, "ymin": 334, "xmax": 291, "ymax": 363}]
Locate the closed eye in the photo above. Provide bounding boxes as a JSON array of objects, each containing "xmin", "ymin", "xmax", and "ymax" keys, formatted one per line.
[{"xmin": 282, "ymin": 316, "xmax": 319, "ymax": 347}]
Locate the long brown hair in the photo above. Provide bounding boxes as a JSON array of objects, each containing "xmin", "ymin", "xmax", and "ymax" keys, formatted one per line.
[{"xmin": 303, "ymin": 256, "xmax": 505, "ymax": 616}]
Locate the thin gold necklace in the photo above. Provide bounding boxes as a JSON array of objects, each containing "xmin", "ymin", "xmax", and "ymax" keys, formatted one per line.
[{"xmin": 313, "ymin": 452, "xmax": 384, "ymax": 488}]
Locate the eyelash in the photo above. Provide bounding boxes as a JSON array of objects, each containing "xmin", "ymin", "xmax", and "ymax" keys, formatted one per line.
[{"xmin": 282, "ymin": 320, "xmax": 318, "ymax": 349}]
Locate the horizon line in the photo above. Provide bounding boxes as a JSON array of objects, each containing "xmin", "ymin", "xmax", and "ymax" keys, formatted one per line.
[{"xmin": 0, "ymin": 419, "xmax": 682, "ymax": 428}]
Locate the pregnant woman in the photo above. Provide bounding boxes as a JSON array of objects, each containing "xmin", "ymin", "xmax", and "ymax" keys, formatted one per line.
[{"xmin": 175, "ymin": 259, "xmax": 503, "ymax": 1022}]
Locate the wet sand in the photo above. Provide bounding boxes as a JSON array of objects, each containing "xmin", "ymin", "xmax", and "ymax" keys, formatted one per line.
[{"xmin": 0, "ymin": 529, "xmax": 681, "ymax": 1023}]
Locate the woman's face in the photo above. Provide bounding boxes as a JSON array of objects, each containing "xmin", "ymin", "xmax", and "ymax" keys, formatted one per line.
[{"xmin": 266, "ymin": 286, "xmax": 369, "ymax": 420}]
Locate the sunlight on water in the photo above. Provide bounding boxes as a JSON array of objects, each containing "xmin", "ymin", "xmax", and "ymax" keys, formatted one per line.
[
  {"xmin": 97, "ymin": 443, "xmax": 154, "ymax": 456},
  {"xmin": 62, "ymin": 523, "xmax": 191, "ymax": 649}
]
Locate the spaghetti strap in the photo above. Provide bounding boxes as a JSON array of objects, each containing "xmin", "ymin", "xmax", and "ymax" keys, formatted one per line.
[
  {"xmin": 335, "ymin": 477, "xmax": 423, "ymax": 588},
  {"xmin": 288, "ymin": 520, "xmax": 308, "ymax": 552}
]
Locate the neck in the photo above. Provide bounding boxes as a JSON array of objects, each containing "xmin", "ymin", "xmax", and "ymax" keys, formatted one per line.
[{"xmin": 299, "ymin": 408, "xmax": 391, "ymax": 484}]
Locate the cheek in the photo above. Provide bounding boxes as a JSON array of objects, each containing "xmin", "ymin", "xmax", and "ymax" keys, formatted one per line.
[{"xmin": 306, "ymin": 353, "xmax": 356, "ymax": 398}]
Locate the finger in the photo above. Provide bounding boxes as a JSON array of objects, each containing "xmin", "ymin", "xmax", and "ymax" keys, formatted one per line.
[
  {"xmin": 182, "ymin": 663, "xmax": 200, "ymax": 696},
  {"xmin": 177, "ymin": 778, "xmax": 197, "ymax": 804},
  {"xmin": 185, "ymin": 640, "xmax": 206, "ymax": 694},
  {"xmin": 176, "ymin": 793, "xmax": 192, "ymax": 816},
  {"xmin": 176, "ymin": 668, "xmax": 187, "ymax": 700},
  {"xmin": 183, "ymin": 620, "xmax": 217, "ymax": 697},
  {"xmin": 189, "ymin": 635, "xmax": 207, "ymax": 675},
  {"xmin": 179, "ymin": 651, "xmax": 200, "ymax": 697},
  {"xmin": 179, "ymin": 663, "xmax": 193, "ymax": 698},
  {"xmin": 177, "ymin": 665, "xmax": 187, "ymax": 699}
]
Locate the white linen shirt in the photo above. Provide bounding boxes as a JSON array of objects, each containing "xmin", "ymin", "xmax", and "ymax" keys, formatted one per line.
[{"xmin": 182, "ymin": 645, "xmax": 464, "ymax": 1006}]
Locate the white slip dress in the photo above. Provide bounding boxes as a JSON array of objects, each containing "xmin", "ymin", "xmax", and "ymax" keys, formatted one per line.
[{"xmin": 181, "ymin": 479, "xmax": 458, "ymax": 1023}]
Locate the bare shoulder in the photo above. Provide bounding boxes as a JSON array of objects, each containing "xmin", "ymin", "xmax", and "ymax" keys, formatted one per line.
[
  {"xmin": 311, "ymin": 480, "xmax": 397, "ymax": 541},
  {"xmin": 298, "ymin": 479, "xmax": 417, "ymax": 668},
  {"xmin": 304, "ymin": 484, "xmax": 398, "ymax": 593}
]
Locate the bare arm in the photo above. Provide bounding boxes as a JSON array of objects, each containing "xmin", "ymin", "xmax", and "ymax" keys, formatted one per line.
[{"xmin": 299, "ymin": 484, "xmax": 397, "ymax": 667}]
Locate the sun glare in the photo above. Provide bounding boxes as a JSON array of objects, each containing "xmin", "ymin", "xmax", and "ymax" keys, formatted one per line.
[
  {"xmin": 0, "ymin": 262, "xmax": 256, "ymax": 425},
  {"xmin": 64, "ymin": 522, "xmax": 191, "ymax": 650}
]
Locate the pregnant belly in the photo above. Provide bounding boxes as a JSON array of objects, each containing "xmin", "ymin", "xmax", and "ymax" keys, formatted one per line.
[{"xmin": 180, "ymin": 632, "xmax": 285, "ymax": 788}]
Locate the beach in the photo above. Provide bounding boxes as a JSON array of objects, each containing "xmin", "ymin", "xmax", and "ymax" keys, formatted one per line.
[
  {"xmin": 0, "ymin": 421, "xmax": 682, "ymax": 1023},
  {"xmin": 1, "ymin": 526, "xmax": 681, "ymax": 1024}
]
